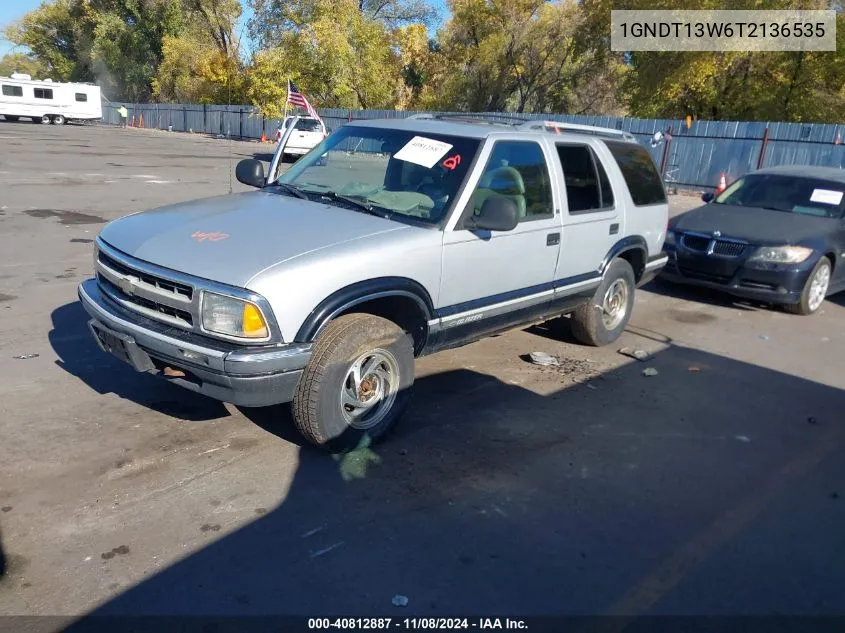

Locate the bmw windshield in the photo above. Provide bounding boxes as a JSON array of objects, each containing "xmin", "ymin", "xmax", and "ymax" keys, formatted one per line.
[
  {"xmin": 272, "ymin": 125, "xmax": 480, "ymax": 225},
  {"xmin": 715, "ymin": 173, "xmax": 845, "ymax": 218}
]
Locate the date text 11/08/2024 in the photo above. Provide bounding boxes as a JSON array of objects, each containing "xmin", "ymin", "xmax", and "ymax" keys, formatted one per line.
[{"xmin": 307, "ymin": 618, "xmax": 528, "ymax": 630}]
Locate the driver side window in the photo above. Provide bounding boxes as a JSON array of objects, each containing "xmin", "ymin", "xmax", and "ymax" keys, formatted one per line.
[{"xmin": 461, "ymin": 141, "xmax": 553, "ymax": 229}]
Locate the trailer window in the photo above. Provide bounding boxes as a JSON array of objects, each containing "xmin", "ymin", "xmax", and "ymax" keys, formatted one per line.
[
  {"xmin": 2, "ymin": 85, "xmax": 23, "ymax": 97},
  {"xmin": 75, "ymin": 93, "xmax": 88, "ymax": 102},
  {"xmin": 34, "ymin": 88, "xmax": 53, "ymax": 99}
]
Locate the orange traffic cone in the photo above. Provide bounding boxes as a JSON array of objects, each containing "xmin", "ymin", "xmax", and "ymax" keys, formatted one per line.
[
  {"xmin": 715, "ymin": 172, "xmax": 727, "ymax": 194},
  {"xmin": 138, "ymin": 113, "xmax": 143, "ymax": 128},
  {"xmin": 129, "ymin": 115, "xmax": 135, "ymax": 127},
  {"xmin": 260, "ymin": 132, "xmax": 267, "ymax": 143}
]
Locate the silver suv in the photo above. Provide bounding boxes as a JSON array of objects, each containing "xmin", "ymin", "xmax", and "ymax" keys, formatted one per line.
[{"xmin": 78, "ymin": 115, "xmax": 669, "ymax": 450}]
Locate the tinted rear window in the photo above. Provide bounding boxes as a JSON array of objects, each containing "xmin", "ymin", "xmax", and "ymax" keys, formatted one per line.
[
  {"xmin": 604, "ymin": 140, "xmax": 666, "ymax": 206},
  {"xmin": 295, "ymin": 119, "xmax": 322, "ymax": 132}
]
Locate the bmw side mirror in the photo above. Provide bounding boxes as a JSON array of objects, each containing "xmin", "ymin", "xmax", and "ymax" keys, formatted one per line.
[
  {"xmin": 701, "ymin": 192, "xmax": 714, "ymax": 203},
  {"xmin": 236, "ymin": 159, "xmax": 265, "ymax": 188},
  {"xmin": 467, "ymin": 196, "xmax": 519, "ymax": 232}
]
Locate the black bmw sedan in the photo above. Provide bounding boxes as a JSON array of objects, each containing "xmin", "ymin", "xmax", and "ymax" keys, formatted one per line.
[{"xmin": 660, "ymin": 165, "xmax": 845, "ymax": 314}]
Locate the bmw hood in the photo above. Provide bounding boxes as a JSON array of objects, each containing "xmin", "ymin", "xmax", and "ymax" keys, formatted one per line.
[
  {"xmin": 98, "ymin": 191, "xmax": 408, "ymax": 288},
  {"xmin": 671, "ymin": 203, "xmax": 839, "ymax": 245}
]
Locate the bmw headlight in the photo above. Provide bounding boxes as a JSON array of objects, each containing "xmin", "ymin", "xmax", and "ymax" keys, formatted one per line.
[
  {"xmin": 748, "ymin": 246, "xmax": 813, "ymax": 264},
  {"xmin": 201, "ymin": 292, "xmax": 269, "ymax": 339}
]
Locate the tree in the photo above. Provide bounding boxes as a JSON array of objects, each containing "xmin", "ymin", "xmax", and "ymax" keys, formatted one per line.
[
  {"xmin": 0, "ymin": 52, "xmax": 49, "ymax": 79},
  {"xmin": 246, "ymin": 0, "xmax": 401, "ymax": 113}
]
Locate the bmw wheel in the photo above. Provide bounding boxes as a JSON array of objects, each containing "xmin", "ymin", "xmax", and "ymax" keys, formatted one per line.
[{"xmin": 785, "ymin": 257, "xmax": 831, "ymax": 315}]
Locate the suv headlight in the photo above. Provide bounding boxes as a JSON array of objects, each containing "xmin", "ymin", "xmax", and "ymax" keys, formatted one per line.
[
  {"xmin": 201, "ymin": 292, "xmax": 269, "ymax": 339},
  {"xmin": 748, "ymin": 245, "xmax": 813, "ymax": 264}
]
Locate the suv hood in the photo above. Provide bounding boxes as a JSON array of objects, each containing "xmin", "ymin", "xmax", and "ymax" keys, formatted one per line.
[
  {"xmin": 672, "ymin": 203, "xmax": 839, "ymax": 244},
  {"xmin": 99, "ymin": 191, "xmax": 407, "ymax": 287}
]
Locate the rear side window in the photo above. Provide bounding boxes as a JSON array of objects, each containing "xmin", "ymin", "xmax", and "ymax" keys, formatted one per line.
[
  {"xmin": 556, "ymin": 144, "xmax": 615, "ymax": 213},
  {"xmin": 75, "ymin": 92, "xmax": 88, "ymax": 102},
  {"xmin": 604, "ymin": 140, "xmax": 667, "ymax": 206},
  {"xmin": 34, "ymin": 88, "xmax": 53, "ymax": 99},
  {"xmin": 2, "ymin": 85, "xmax": 23, "ymax": 97}
]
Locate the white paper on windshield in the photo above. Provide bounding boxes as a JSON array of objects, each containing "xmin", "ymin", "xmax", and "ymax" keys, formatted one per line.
[
  {"xmin": 394, "ymin": 136, "xmax": 453, "ymax": 168},
  {"xmin": 810, "ymin": 188, "xmax": 844, "ymax": 205}
]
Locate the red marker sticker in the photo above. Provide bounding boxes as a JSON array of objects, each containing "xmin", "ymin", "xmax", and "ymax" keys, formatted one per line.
[
  {"xmin": 192, "ymin": 231, "xmax": 230, "ymax": 242},
  {"xmin": 442, "ymin": 155, "xmax": 462, "ymax": 170}
]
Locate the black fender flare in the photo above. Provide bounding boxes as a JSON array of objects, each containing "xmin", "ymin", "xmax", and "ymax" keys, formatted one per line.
[
  {"xmin": 599, "ymin": 236, "xmax": 649, "ymax": 279},
  {"xmin": 294, "ymin": 277, "xmax": 435, "ymax": 342}
]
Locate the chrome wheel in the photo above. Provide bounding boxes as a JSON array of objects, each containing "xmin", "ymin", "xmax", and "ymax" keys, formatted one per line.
[
  {"xmin": 40, "ymin": 115, "xmax": 51, "ymax": 125},
  {"xmin": 808, "ymin": 261, "xmax": 830, "ymax": 312},
  {"xmin": 340, "ymin": 348, "xmax": 400, "ymax": 430},
  {"xmin": 601, "ymin": 278, "xmax": 630, "ymax": 330}
]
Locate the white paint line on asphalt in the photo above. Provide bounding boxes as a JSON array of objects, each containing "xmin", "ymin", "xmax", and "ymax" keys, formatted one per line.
[
  {"xmin": 146, "ymin": 180, "xmax": 171, "ymax": 184},
  {"xmin": 131, "ymin": 174, "xmax": 159, "ymax": 179},
  {"xmin": 198, "ymin": 445, "xmax": 229, "ymax": 456}
]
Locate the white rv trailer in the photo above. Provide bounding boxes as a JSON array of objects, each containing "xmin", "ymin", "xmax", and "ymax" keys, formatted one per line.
[{"xmin": 0, "ymin": 74, "xmax": 102, "ymax": 125}]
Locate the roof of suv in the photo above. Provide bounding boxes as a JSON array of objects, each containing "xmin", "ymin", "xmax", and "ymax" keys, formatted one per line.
[{"xmin": 347, "ymin": 116, "xmax": 638, "ymax": 144}]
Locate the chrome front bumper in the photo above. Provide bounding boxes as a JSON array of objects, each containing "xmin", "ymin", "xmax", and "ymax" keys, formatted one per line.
[{"xmin": 78, "ymin": 279, "xmax": 311, "ymax": 407}]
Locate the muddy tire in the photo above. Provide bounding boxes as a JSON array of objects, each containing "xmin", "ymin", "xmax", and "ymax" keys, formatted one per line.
[
  {"xmin": 785, "ymin": 257, "xmax": 831, "ymax": 316},
  {"xmin": 570, "ymin": 258, "xmax": 636, "ymax": 347},
  {"xmin": 291, "ymin": 314, "xmax": 415, "ymax": 451}
]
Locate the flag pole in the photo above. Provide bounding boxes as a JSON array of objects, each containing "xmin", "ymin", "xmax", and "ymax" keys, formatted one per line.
[{"xmin": 283, "ymin": 78, "xmax": 290, "ymax": 120}]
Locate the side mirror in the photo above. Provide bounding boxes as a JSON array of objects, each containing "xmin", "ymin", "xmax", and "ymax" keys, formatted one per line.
[
  {"xmin": 467, "ymin": 196, "xmax": 519, "ymax": 232},
  {"xmin": 236, "ymin": 159, "xmax": 265, "ymax": 188},
  {"xmin": 701, "ymin": 192, "xmax": 714, "ymax": 203}
]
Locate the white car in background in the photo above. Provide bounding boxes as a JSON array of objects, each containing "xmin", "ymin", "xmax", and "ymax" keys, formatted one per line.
[{"xmin": 275, "ymin": 115, "xmax": 327, "ymax": 161}]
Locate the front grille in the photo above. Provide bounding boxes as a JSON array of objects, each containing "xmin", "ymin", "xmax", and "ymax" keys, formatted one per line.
[
  {"xmin": 96, "ymin": 248, "xmax": 195, "ymax": 328},
  {"xmin": 682, "ymin": 234, "xmax": 711, "ymax": 251},
  {"xmin": 680, "ymin": 233, "xmax": 747, "ymax": 258},
  {"xmin": 98, "ymin": 251, "xmax": 193, "ymax": 300},
  {"xmin": 712, "ymin": 241, "xmax": 746, "ymax": 257}
]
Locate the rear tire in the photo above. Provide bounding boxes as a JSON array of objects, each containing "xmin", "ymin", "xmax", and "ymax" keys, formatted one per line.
[
  {"xmin": 40, "ymin": 115, "xmax": 51, "ymax": 125},
  {"xmin": 52, "ymin": 115, "xmax": 65, "ymax": 125},
  {"xmin": 291, "ymin": 314, "xmax": 415, "ymax": 452},
  {"xmin": 785, "ymin": 257, "xmax": 831, "ymax": 315},
  {"xmin": 570, "ymin": 258, "xmax": 636, "ymax": 347}
]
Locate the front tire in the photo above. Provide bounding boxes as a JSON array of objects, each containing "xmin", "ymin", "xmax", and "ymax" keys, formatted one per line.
[
  {"xmin": 40, "ymin": 115, "xmax": 51, "ymax": 125},
  {"xmin": 785, "ymin": 257, "xmax": 831, "ymax": 315},
  {"xmin": 291, "ymin": 314, "xmax": 415, "ymax": 451},
  {"xmin": 52, "ymin": 114, "xmax": 65, "ymax": 125},
  {"xmin": 570, "ymin": 257, "xmax": 636, "ymax": 346}
]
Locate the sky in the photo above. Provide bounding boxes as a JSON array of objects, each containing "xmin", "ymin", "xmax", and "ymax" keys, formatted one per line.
[{"xmin": 0, "ymin": 0, "xmax": 450, "ymax": 59}]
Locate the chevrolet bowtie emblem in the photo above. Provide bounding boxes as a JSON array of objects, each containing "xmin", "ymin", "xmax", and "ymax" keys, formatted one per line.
[{"xmin": 118, "ymin": 276, "xmax": 136, "ymax": 295}]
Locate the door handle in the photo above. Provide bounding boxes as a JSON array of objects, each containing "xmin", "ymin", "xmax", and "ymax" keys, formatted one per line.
[
  {"xmin": 609, "ymin": 223, "xmax": 619, "ymax": 235},
  {"xmin": 547, "ymin": 232, "xmax": 560, "ymax": 246}
]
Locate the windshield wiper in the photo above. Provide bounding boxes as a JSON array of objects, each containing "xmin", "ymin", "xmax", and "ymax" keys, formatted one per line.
[
  {"xmin": 273, "ymin": 183, "xmax": 309, "ymax": 200},
  {"xmin": 321, "ymin": 191, "xmax": 388, "ymax": 218}
]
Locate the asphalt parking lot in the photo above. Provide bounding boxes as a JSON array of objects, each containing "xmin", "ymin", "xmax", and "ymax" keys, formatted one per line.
[{"xmin": 1, "ymin": 122, "xmax": 844, "ymax": 628}]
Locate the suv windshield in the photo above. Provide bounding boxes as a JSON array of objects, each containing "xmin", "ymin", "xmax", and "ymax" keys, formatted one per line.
[
  {"xmin": 716, "ymin": 173, "xmax": 845, "ymax": 218},
  {"xmin": 274, "ymin": 125, "xmax": 480, "ymax": 225}
]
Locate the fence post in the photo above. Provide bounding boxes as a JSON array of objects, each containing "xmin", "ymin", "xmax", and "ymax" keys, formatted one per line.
[
  {"xmin": 757, "ymin": 127, "xmax": 770, "ymax": 169},
  {"xmin": 659, "ymin": 125, "xmax": 673, "ymax": 178},
  {"xmin": 203, "ymin": 104, "xmax": 207, "ymax": 132},
  {"xmin": 183, "ymin": 105, "xmax": 187, "ymax": 131},
  {"xmin": 239, "ymin": 109, "xmax": 243, "ymax": 139}
]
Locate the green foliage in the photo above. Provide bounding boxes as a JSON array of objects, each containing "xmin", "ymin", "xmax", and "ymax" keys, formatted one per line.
[{"xmin": 7, "ymin": 0, "xmax": 845, "ymax": 122}]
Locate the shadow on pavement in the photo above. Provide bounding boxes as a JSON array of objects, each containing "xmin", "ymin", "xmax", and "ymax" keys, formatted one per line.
[
  {"xmin": 60, "ymin": 341, "xmax": 845, "ymax": 629},
  {"xmin": 640, "ymin": 279, "xmax": 767, "ymax": 312},
  {"xmin": 48, "ymin": 301, "xmax": 230, "ymax": 422}
]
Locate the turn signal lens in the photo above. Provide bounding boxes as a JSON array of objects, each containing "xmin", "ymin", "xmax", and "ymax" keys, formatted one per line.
[{"xmin": 242, "ymin": 303, "xmax": 268, "ymax": 338}]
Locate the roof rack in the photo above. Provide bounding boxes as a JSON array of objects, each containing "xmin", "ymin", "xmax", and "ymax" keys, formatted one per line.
[
  {"xmin": 406, "ymin": 113, "xmax": 529, "ymax": 126},
  {"xmin": 517, "ymin": 120, "xmax": 636, "ymax": 142}
]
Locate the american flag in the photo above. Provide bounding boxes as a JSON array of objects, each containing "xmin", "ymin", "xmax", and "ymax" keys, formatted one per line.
[{"xmin": 287, "ymin": 80, "xmax": 322, "ymax": 122}]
